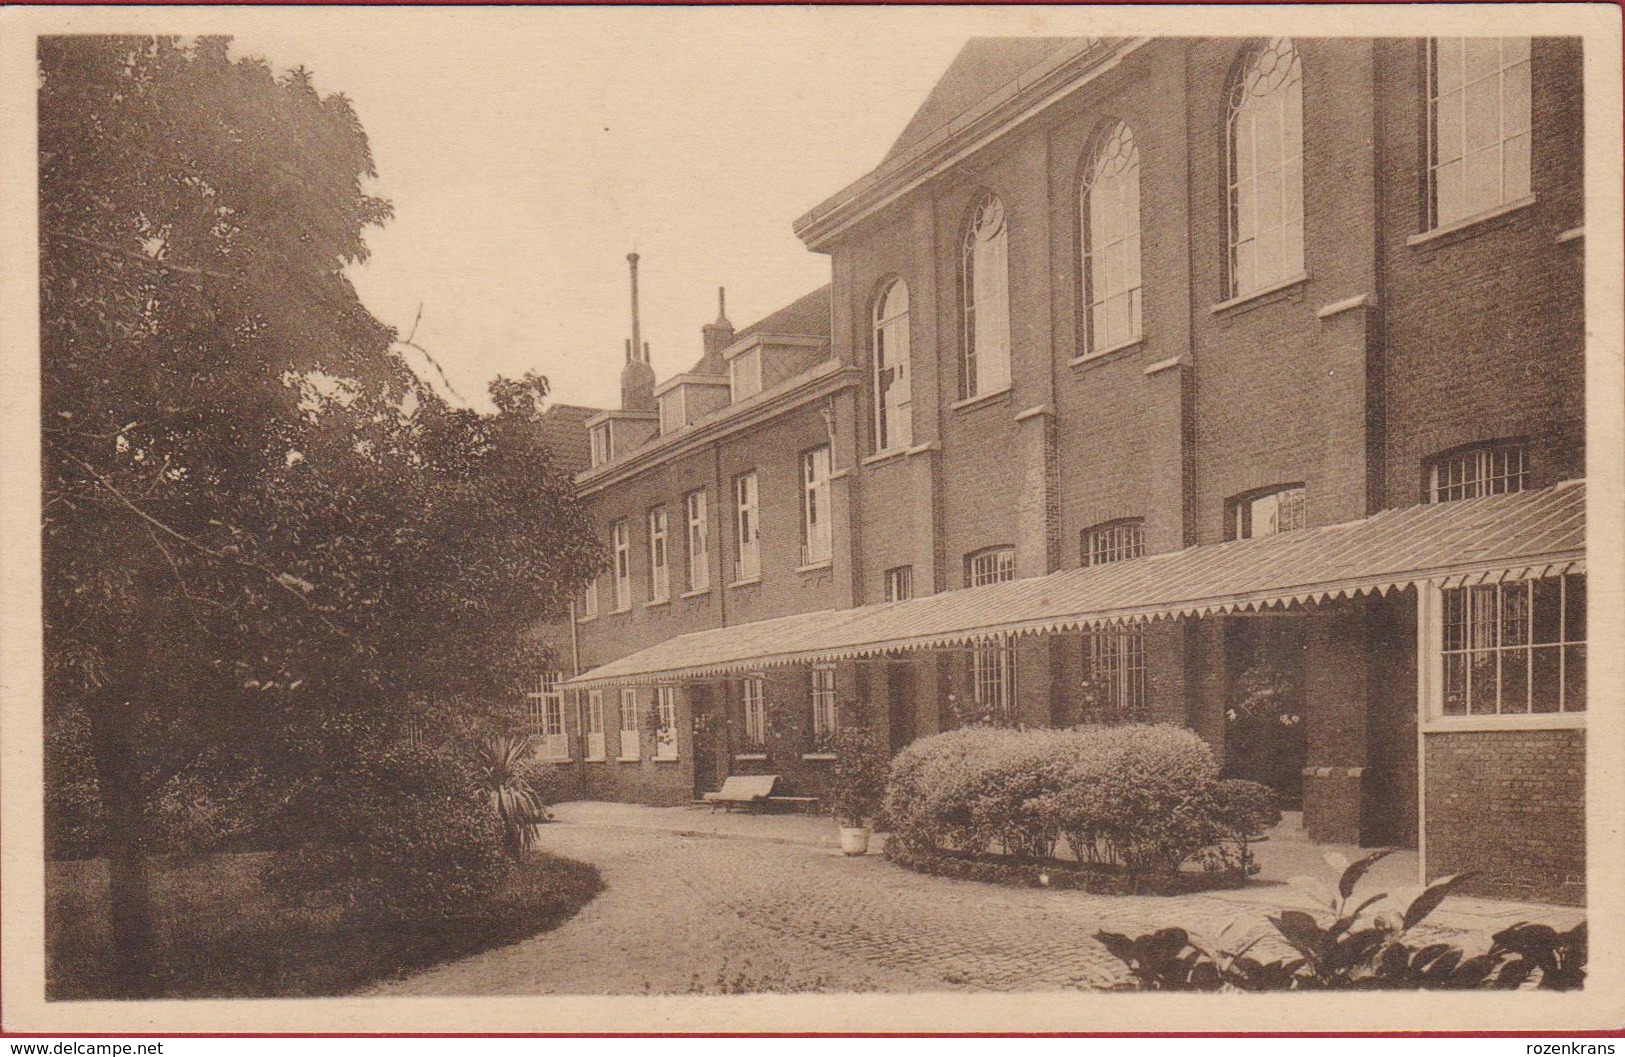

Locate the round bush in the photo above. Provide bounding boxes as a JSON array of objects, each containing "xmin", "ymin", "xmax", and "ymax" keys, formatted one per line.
[{"xmin": 885, "ymin": 723, "xmax": 1269, "ymax": 881}]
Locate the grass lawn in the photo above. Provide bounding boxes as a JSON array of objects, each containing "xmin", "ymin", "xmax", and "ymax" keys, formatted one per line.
[{"xmin": 46, "ymin": 847, "xmax": 603, "ymax": 1000}]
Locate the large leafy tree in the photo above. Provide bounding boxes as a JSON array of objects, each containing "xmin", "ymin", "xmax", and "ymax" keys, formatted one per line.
[{"xmin": 40, "ymin": 36, "xmax": 598, "ymax": 996}]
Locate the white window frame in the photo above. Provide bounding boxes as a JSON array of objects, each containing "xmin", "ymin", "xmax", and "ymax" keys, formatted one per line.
[
  {"xmin": 729, "ymin": 347, "xmax": 763, "ymax": 402},
  {"xmin": 810, "ymin": 666, "xmax": 838, "ymax": 749},
  {"xmin": 586, "ymin": 689, "xmax": 606, "ymax": 761},
  {"xmin": 590, "ymin": 422, "xmax": 614, "ymax": 468},
  {"xmin": 618, "ymin": 688, "xmax": 642, "ymax": 761},
  {"xmin": 1428, "ymin": 442, "xmax": 1528, "ymax": 503},
  {"xmin": 1080, "ymin": 121, "xmax": 1143, "ymax": 356},
  {"xmin": 647, "ymin": 506, "xmax": 670, "ymax": 603},
  {"xmin": 580, "ymin": 577, "xmax": 599, "ymax": 621},
  {"xmin": 1083, "ymin": 519, "xmax": 1146, "ymax": 567},
  {"xmin": 685, "ymin": 489, "xmax": 710, "ymax": 593},
  {"xmin": 801, "ymin": 446, "xmax": 833, "ymax": 567},
  {"xmin": 611, "ymin": 519, "xmax": 632, "ymax": 611},
  {"xmin": 733, "ymin": 471, "xmax": 760, "ymax": 583},
  {"xmin": 1427, "ymin": 37, "xmax": 1532, "ymax": 231},
  {"xmin": 966, "ymin": 547, "xmax": 1016, "ymax": 588},
  {"xmin": 884, "ymin": 565, "xmax": 913, "ymax": 603},
  {"xmin": 741, "ymin": 676, "xmax": 768, "ymax": 751},
  {"xmin": 959, "ymin": 193, "xmax": 1011, "ymax": 402},
  {"xmin": 1227, "ymin": 37, "xmax": 1305, "ymax": 298},
  {"xmin": 527, "ymin": 672, "xmax": 569, "ymax": 760},
  {"xmin": 654, "ymin": 686, "xmax": 679, "ymax": 761},
  {"xmin": 873, "ymin": 279, "xmax": 913, "ymax": 452},
  {"xmin": 1420, "ymin": 574, "xmax": 1586, "ymax": 731},
  {"xmin": 1231, "ymin": 485, "xmax": 1307, "ymax": 540}
]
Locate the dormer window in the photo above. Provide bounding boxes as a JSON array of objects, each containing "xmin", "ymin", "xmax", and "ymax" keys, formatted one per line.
[
  {"xmin": 659, "ymin": 389, "xmax": 686, "ymax": 435},
  {"xmin": 590, "ymin": 422, "xmax": 614, "ymax": 468},
  {"xmin": 729, "ymin": 346, "xmax": 763, "ymax": 402}
]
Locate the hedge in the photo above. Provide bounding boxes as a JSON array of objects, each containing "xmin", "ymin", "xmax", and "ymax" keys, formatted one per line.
[{"xmin": 882, "ymin": 724, "xmax": 1278, "ymax": 882}]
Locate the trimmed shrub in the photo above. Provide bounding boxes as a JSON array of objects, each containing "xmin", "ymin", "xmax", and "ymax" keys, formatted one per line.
[
  {"xmin": 262, "ymin": 741, "xmax": 511, "ymax": 924},
  {"xmin": 884, "ymin": 723, "xmax": 1277, "ymax": 883}
]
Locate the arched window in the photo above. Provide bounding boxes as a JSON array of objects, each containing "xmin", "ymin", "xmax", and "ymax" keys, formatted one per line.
[
  {"xmin": 1080, "ymin": 121, "xmax": 1142, "ymax": 356},
  {"xmin": 873, "ymin": 278, "xmax": 912, "ymax": 452},
  {"xmin": 1227, "ymin": 38, "xmax": 1304, "ymax": 297},
  {"xmin": 960, "ymin": 192, "xmax": 1011, "ymax": 401}
]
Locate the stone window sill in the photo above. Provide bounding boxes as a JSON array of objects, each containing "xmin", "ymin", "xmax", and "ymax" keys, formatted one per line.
[
  {"xmin": 1407, "ymin": 194, "xmax": 1538, "ymax": 250},
  {"xmin": 949, "ymin": 387, "xmax": 1012, "ymax": 413},
  {"xmin": 863, "ymin": 448, "xmax": 909, "ymax": 468},
  {"xmin": 796, "ymin": 559, "xmax": 833, "ymax": 575},
  {"xmin": 801, "ymin": 752, "xmax": 838, "ymax": 761},
  {"xmin": 1210, "ymin": 273, "xmax": 1309, "ymax": 317},
  {"xmin": 1069, "ymin": 336, "xmax": 1143, "ymax": 368},
  {"xmin": 645, "ymin": 598, "xmax": 670, "ymax": 609},
  {"xmin": 586, "ymin": 756, "xmax": 607, "ymax": 763},
  {"xmin": 734, "ymin": 752, "xmax": 769, "ymax": 761},
  {"xmin": 1422, "ymin": 712, "xmax": 1584, "ymax": 733},
  {"xmin": 681, "ymin": 586, "xmax": 711, "ymax": 599},
  {"xmin": 617, "ymin": 755, "xmax": 640, "ymax": 763}
]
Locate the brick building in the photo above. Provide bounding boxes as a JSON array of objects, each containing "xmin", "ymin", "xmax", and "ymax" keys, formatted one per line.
[{"xmin": 547, "ymin": 37, "xmax": 1586, "ymax": 904}]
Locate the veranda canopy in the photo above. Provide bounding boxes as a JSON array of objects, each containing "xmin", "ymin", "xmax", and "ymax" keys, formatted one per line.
[{"xmin": 564, "ymin": 479, "xmax": 1586, "ymax": 688}]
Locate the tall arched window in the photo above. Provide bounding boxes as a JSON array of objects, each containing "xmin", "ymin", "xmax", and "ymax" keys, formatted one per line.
[
  {"xmin": 960, "ymin": 192, "xmax": 1011, "ymax": 401},
  {"xmin": 1227, "ymin": 38, "xmax": 1304, "ymax": 297},
  {"xmin": 873, "ymin": 278, "xmax": 912, "ymax": 452},
  {"xmin": 1080, "ymin": 121, "xmax": 1142, "ymax": 356}
]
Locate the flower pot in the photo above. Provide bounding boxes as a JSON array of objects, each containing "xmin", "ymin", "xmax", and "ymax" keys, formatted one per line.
[{"xmin": 838, "ymin": 825, "xmax": 873, "ymax": 856}]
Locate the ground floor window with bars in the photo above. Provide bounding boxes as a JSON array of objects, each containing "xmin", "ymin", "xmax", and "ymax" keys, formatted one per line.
[
  {"xmin": 1081, "ymin": 628, "xmax": 1147, "ymax": 723},
  {"xmin": 618, "ymin": 688, "xmax": 641, "ymax": 760},
  {"xmin": 1440, "ymin": 574, "xmax": 1585, "ymax": 717},
  {"xmin": 969, "ymin": 638, "xmax": 1014, "ymax": 723},
  {"xmin": 526, "ymin": 673, "xmax": 569, "ymax": 759},
  {"xmin": 585, "ymin": 689, "xmax": 606, "ymax": 760},
  {"xmin": 740, "ymin": 677, "xmax": 767, "ymax": 750},
  {"xmin": 810, "ymin": 667, "xmax": 838, "ymax": 750},
  {"xmin": 654, "ymin": 686, "xmax": 679, "ymax": 760}
]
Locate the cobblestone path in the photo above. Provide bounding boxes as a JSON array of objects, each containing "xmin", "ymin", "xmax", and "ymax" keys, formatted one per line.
[{"xmin": 364, "ymin": 819, "xmax": 1329, "ymax": 996}]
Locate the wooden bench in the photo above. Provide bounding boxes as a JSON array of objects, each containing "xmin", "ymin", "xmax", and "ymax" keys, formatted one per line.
[{"xmin": 701, "ymin": 774, "xmax": 779, "ymax": 811}]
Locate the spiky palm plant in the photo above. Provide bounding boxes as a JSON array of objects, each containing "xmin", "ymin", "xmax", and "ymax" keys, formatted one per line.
[{"xmin": 471, "ymin": 734, "xmax": 547, "ymax": 861}]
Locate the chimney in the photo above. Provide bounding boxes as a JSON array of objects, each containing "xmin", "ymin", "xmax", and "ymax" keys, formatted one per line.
[
  {"xmin": 700, "ymin": 286, "xmax": 735, "ymax": 373},
  {"xmin": 619, "ymin": 251, "xmax": 656, "ymax": 411}
]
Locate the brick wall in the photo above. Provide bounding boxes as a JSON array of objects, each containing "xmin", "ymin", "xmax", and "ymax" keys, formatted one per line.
[
  {"xmin": 1424, "ymin": 728, "xmax": 1585, "ymax": 905},
  {"xmin": 1375, "ymin": 37, "xmax": 1585, "ymax": 505}
]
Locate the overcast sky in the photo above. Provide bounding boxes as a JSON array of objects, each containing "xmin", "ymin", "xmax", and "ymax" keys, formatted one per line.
[{"xmin": 226, "ymin": 10, "xmax": 1039, "ymax": 412}]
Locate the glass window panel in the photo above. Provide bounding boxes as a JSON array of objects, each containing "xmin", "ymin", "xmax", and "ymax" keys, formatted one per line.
[
  {"xmin": 1504, "ymin": 61, "xmax": 1532, "ymax": 134},
  {"xmin": 1503, "ymin": 37, "xmax": 1531, "ymax": 65},
  {"xmin": 1436, "ymin": 38, "xmax": 1464, "ymax": 95},
  {"xmin": 1256, "ymin": 225, "xmax": 1283, "ymax": 287},
  {"xmin": 1464, "ymin": 77, "xmax": 1501, "ymax": 151},
  {"xmin": 1234, "ymin": 113, "xmax": 1254, "ymax": 179},
  {"xmin": 1468, "ymin": 651, "xmax": 1499, "ymax": 714},
  {"xmin": 1436, "ymin": 160, "xmax": 1465, "ymax": 225},
  {"xmin": 1532, "ymin": 577, "xmax": 1563, "ymax": 644},
  {"xmin": 1500, "ymin": 582, "xmax": 1530, "ymax": 647},
  {"xmin": 1504, "ymin": 132, "xmax": 1531, "ymax": 200},
  {"xmin": 1235, "ymin": 240, "xmax": 1255, "ymax": 297},
  {"xmin": 1563, "ymin": 644, "xmax": 1586, "ymax": 712},
  {"xmin": 1563, "ymin": 575, "xmax": 1586, "ymax": 643},
  {"xmin": 1465, "ymin": 37, "xmax": 1502, "ymax": 82},
  {"xmin": 1235, "ymin": 178, "xmax": 1257, "ymax": 240},
  {"xmin": 1283, "ymin": 218, "xmax": 1304, "ymax": 277},
  {"xmin": 1436, "ymin": 92, "xmax": 1465, "ymax": 163},
  {"xmin": 1530, "ymin": 644, "xmax": 1562, "ymax": 713},
  {"xmin": 1257, "ymin": 167, "xmax": 1283, "ymax": 233},
  {"xmin": 1254, "ymin": 100, "xmax": 1282, "ymax": 163},
  {"xmin": 1501, "ymin": 647, "xmax": 1530, "ymax": 714},
  {"xmin": 1443, "ymin": 652, "xmax": 1469, "ymax": 715},
  {"xmin": 1464, "ymin": 146, "xmax": 1502, "ymax": 213}
]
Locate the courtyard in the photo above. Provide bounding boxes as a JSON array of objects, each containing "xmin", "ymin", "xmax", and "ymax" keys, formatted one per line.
[{"xmin": 363, "ymin": 802, "xmax": 1583, "ymax": 996}]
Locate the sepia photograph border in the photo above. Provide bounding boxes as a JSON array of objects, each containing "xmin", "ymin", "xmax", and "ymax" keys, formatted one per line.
[{"xmin": 1, "ymin": 2, "xmax": 1621, "ymax": 1035}]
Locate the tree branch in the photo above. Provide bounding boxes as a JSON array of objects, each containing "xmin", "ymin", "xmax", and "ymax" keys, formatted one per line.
[
  {"xmin": 47, "ymin": 229, "xmax": 234, "ymax": 281},
  {"xmin": 393, "ymin": 303, "xmax": 465, "ymax": 404}
]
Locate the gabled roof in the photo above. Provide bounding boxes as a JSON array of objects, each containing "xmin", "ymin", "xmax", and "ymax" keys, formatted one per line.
[
  {"xmin": 884, "ymin": 38, "xmax": 1086, "ymax": 164},
  {"xmin": 567, "ymin": 481, "xmax": 1586, "ymax": 687}
]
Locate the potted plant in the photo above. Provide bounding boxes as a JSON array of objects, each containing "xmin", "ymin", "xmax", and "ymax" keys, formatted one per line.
[{"xmin": 829, "ymin": 704, "xmax": 889, "ymax": 856}]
